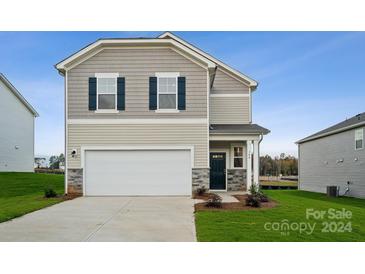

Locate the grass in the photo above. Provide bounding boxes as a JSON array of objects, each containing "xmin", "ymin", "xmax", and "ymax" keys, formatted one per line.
[
  {"xmin": 260, "ymin": 180, "xmax": 298, "ymax": 187},
  {"xmin": 195, "ymin": 190, "xmax": 365, "ymax": 241},
  {"xmin": 0, "ymin": 172, "xmax": 65, "ymax": 223}
]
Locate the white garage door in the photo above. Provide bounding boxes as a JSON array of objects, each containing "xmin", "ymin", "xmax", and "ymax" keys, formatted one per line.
[{"xmin": 84, "ymin": 150, "xmax": 192, "ymax": 196}]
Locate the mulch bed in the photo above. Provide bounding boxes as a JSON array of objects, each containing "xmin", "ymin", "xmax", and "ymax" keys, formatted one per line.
[
  {"xmin": 193, "ymin": 192, "xmax": 217, "ymax": 201},
  {"xmin": 194, "ymin": 194, "xmax": 278, "ymax": 212}
]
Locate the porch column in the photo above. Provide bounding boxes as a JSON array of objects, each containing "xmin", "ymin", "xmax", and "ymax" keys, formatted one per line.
[
  {"xmin": 253, "ymin": 140, "xmax": 259, "ymax": 187},
  {"xmin": 246, "ymin": 140, "xmax": 252, "ymax": 191}
]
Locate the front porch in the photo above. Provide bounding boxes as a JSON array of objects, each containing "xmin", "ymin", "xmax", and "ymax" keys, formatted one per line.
[
  {"xmin": 209, "ymin": 139, "xmax": 259, "ymax": 192},
  {"xmin": 192, "ymin": 124, "xmax": 270, "ymax": 193}
]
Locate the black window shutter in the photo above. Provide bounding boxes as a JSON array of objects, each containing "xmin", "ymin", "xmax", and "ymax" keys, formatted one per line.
[
  {"xmin": 178, "ymin": 77, "xmax": 186, "ymax": 110},
  {"xmin": 149, "ymin": 77, "xmax": 157, "ymax": 110},
  {"xmin": 88, "ymin": 77, "xmax": 97, "ymax": 110},
  {"xmin": 117, "ymin": 77, "xmax": 125, "ymax": 111}
]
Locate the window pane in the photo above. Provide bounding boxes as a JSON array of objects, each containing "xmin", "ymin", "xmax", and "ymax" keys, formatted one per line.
[
  {"xmin": 167, "ymin": 78, "xmax": 176, "ymax": 92},
  {"xmin": 355, "ymin": 129, "xmax": 363, "ymax": 139},
  {"xmin": 98, "ymin": 78, "xmax": 116, "ymax": 94},
  {"xmin": 158, "ymin": 77, "xmax": 176, "ymax": 94},
  {"xmin": 356, "ymin": 139, "xmax": 363, "ymax": 149},
  {"xmin": 98, "ymin": 94, "xmax": 115, "ymax": 109},
  {"xmin": 234, "ymin": 158, "xmax": 243, "ymax": 168},
  {"xmin": 234, "ymin": 147, "xmax": 243, "ymax": 157},
  {"xmin": 159, "ymin": 77, "xmax": 168, "ymax": 86},
  {"xmin": 159, "ymin": 94, "xmax": 176, "ymax": 109},
  {"xmin": 159, "ymin": 78, "xmax": 167, "ymax": 93}
]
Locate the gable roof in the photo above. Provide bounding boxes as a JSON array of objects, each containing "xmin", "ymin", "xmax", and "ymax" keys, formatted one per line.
[
  {"xmin": 55, "ymin": 32, "xmax": 258, "ymax": 89},
  {"xmin": 158, "ymin": 32, "xmax": 258, "ymax": 89},
  {"xmin": 55, "ymin": 37, "xmax": 216, "ymax": 73},
  {"xmin": 0, "ymin": 73, "xmax": 39, "ymax": 117},
  {"xmin": 296, "ymin": 112, "xmax": 365, "ymax": 144}
]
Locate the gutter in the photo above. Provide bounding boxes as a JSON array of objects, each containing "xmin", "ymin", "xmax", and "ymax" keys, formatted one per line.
[{"xmin": 296, "ymin": 120, "xmax": 365, "ymax": 144}]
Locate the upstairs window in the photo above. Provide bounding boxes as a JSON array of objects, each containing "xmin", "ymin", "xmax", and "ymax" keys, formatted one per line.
[
  {"xmin": 156, "ymin": 73, "xmax": 178, "ymax": 110},
  {"xmin": 355, "ymin": 128, "xmax": 364, "ymax": 150},
  {"xmin": 96, "ymin": 74, "xmax": 118, "ymax": 110}
]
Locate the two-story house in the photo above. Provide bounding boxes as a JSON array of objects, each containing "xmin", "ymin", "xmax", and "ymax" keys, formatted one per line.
[
  {"xmin": 0, "ymin": 73, "xmax": 38, "ymax": 172},
  {"xmin": 56, "ymin": 32, "xmax": 269, "ymax": 196},
  {"xmin": 297, "ymin": 112, "xmax": 365, "ymax": 198}
]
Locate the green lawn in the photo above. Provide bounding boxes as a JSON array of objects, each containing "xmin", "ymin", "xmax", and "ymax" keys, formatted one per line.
[
  {"xmin": 195, "ymin": 190, "xmax": 365, "ymax": 241},
  {"xmin": 0, "ymin": 172, "xmax": 65, "ymax": 223},
  {"xmin": 260, "ymin": 180, "xmax": 298, "ymax": 187}
]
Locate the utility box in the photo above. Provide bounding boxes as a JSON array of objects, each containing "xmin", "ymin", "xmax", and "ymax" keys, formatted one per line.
[{"xmin": 327, "ymin": 186, "xmax": 339, "ymax": 197}]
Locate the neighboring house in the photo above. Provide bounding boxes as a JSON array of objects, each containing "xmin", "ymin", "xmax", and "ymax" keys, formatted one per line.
[
  {"xmin": 0, "ymin": 73, "xmax": 39, "ymax": 172},
  {"xmin": 297, "ymin": 112, "xmax": 365, "ymax": 198},
  {"xmin": 55, "ymin": 32, "xmax": 270, "ymax": 196}
]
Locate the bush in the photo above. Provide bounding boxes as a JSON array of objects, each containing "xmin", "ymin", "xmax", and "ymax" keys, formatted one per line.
[
  {"xmin": 249, "ymin": 183, "xmax": 259, "ymax": 195},
  {"xmin": 249, "ymin": 183, "xmax": 269, "ymax": 203},
  {"xmin": 44, "ymin": 187, "xmax": 57, "ymax": 198},
  {"xmin": 206, "ymin": 194, "xmax": 222, "ymax": 208},
  {"xmin": 257, "ymin": 192, "xmax": 269, "ymax": 202},
  {"xmin": 245, "ymin": 194, "xmax": 261, "ymax": 208},
  {"xmin": 196, "ymin": 185, "xmax": 207, "ymax": 196}
]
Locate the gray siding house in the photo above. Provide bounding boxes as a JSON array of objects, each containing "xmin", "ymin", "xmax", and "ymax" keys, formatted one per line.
[
  {"xmin": 56, "ymin": 32, "xmax": 269, "ymax": 196},
  {"xmin": 0, "ymin": 73, "xmax": 38, "ymax": 172},
  {"xmin": 297, "ymin": 112, "xmax": 365, "ymax": 198}
]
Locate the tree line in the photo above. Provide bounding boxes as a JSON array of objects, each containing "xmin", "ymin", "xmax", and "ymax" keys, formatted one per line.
[{"xmin": 260, "ymin": 153, "xmax": 298, "ymax": 176}]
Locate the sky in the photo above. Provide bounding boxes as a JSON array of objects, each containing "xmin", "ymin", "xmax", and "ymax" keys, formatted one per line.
[{"xmin": 1, "ymin": 31, "xmax": 364, "ymax": 157}]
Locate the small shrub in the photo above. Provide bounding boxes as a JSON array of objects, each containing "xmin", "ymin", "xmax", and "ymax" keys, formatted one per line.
[
  {"xmin": 206, "ymin": 194, "xmax": 222, "ymax": 208},
  {"xmin": 249, "ymin": 183, "xmax": 259, "ymax": 195},
  {"xmin": 44, "ymin": 187, "xmax": 57, "ymax": 198},
  {"xmin": 196, "ymin": 185, "xmax": 207, "ymax": 196},
  {"xmin": 249, "ymin": 183, "xmax": 269, "ymax": 203},
  {"xmin": 245, "ymin": 194, "xmax": 261, "ymax": 208},
  {"xmin": 257, "ymin": 192, "xmax": 269, "ymax": 202}
]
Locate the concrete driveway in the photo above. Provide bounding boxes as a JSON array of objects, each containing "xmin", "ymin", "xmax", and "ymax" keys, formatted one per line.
[{"xmin": 0, "ymin": 197, "xmax": 196, "ymax": 242}]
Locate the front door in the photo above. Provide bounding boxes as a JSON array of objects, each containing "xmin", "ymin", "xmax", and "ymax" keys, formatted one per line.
[{"xmin": 210, "ymin": 153, "xmax": 226, "ymax": 190}]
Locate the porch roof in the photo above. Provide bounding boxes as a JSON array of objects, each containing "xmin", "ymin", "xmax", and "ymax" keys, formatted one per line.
[{"xmin": 209, "ymin": 124, "xmax": 270, "ymax": 135}]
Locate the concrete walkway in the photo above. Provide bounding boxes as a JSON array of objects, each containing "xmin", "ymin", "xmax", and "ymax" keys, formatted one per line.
[
  {"xmin": 0, "ymin": 197, "xmax": 196, "ymax": 242},
  {"xmin": 216, "ymin": 192, "xmax": 239, "ymax": 202}
]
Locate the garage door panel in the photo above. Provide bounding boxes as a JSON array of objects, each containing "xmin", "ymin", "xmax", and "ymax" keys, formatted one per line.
[{"xmin": 85, "ymin": 150, "xmax": 191, "ymax": 196}]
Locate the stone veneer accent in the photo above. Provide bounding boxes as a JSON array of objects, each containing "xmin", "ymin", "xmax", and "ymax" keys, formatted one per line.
[
  {"xmin": 227, "ymin": 169, "xmax": 247, "ymax": 191},
  {"xmin": 192, "ymin": 168, "xmax": 210, "ymax": 191},
  {"xmin": 67, "ymin": 168, "xmax": 214, "ymax": 195},
  {"xmin": 67, "ymin": 168, "xmax": 83, "ymax": 195}
]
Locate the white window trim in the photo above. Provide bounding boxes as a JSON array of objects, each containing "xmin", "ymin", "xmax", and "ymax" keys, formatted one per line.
[
  {"xmin": 355, "ymin": 128, "xmax": 364, "ymax": 150},
  {"xmin": 95, "ymin": 73, "xmax": 119, "ymax": 112},
  {"xmin": 230, "ymin": 143, "xmax": 245, "ymax": 169},
  {"xmin": 155, "ymin": 72, "xmax": 180, "ymax": 112}
]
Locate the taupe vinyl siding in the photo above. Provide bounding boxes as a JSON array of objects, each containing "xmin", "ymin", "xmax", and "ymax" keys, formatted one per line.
[
  {"xmin": 211, "ymin": 68, "xmax": 249, "ymax": 94},
  {"xmin": 68, "ymin": 123, "xmax": 208, "ymax": 168},
  {"xmin": 67, "ymin": 48, "xmax": 207, "ymax": 119},
  {"xmin": 299, "ymin": 128, "xmax": 365, "ymax": 198},
  {"xmin": 209, "ymin": 97, "xmax": 249, "ymax": 124}
]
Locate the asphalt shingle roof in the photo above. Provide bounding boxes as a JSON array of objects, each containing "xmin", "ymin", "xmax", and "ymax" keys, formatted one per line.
[
  {"xmin": 209, "ymin": 124, "xmax": 270, "ymax": 135},
  {"xmin": 297, "ymin": 112, "xmax": 365, "ymax": 144}
]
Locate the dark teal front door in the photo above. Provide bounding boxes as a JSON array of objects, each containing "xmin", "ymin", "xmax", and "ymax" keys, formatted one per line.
[{"xmin": 210, "ymin": 153, "xmax": 226, "ymax": 190}]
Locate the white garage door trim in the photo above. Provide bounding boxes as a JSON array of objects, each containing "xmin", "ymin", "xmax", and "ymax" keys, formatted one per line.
[{"xmin": 80, "ymin": 145, "xmax": 195, "ymax": 196}]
